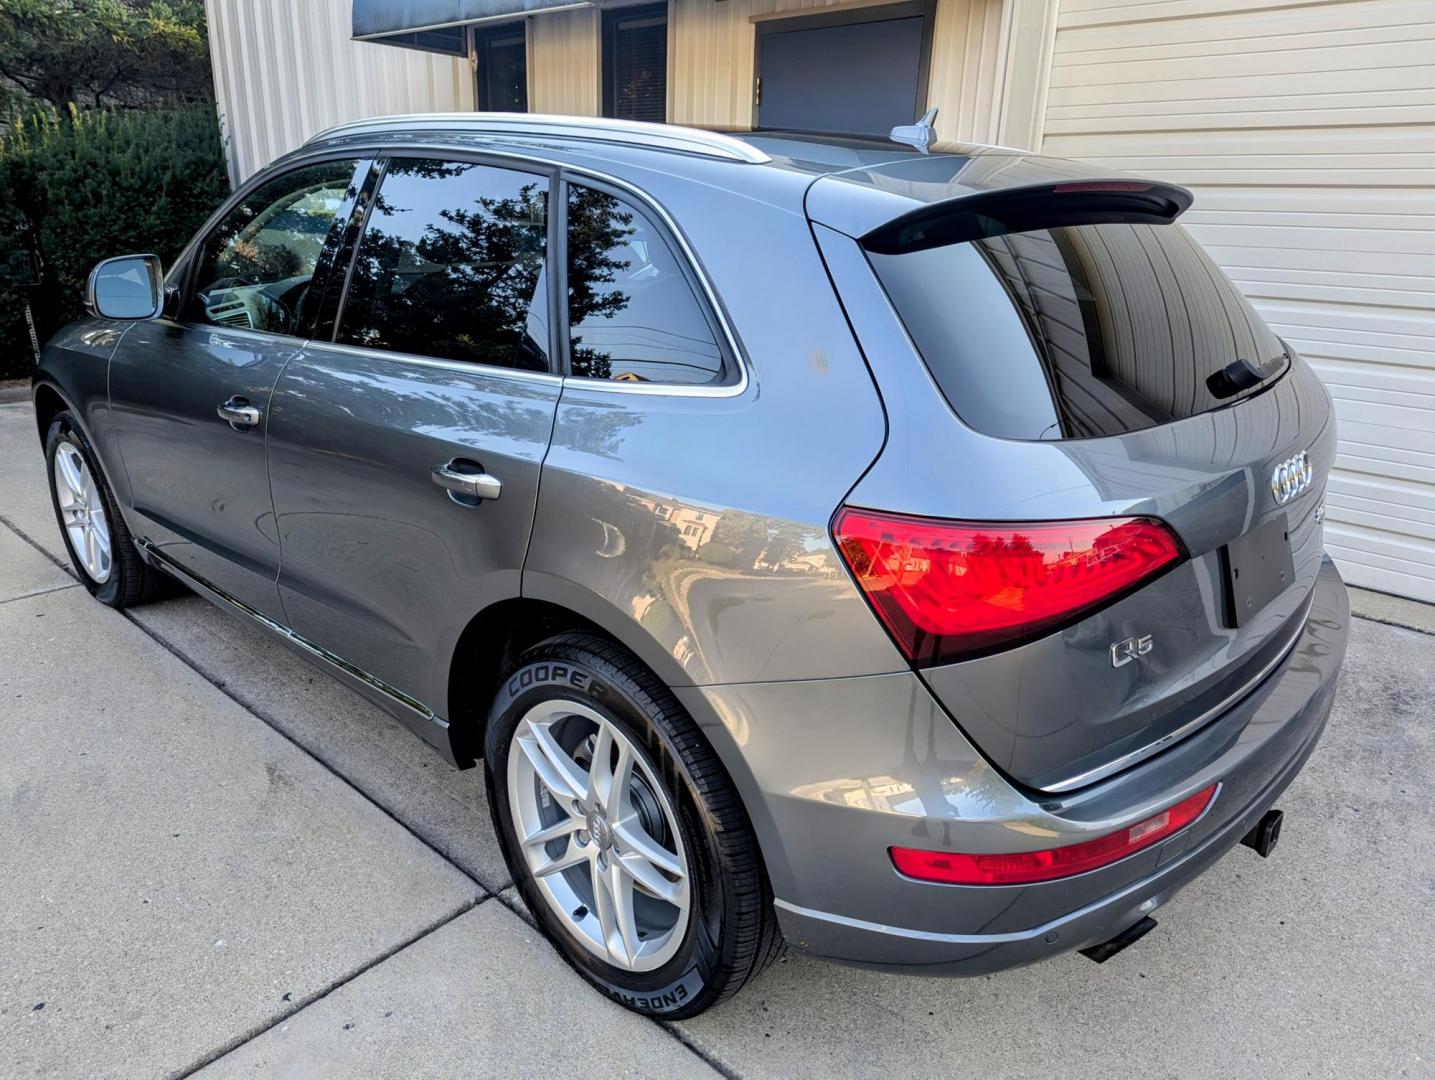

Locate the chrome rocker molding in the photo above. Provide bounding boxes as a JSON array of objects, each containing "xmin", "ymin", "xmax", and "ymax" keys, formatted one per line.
[{"xmin": 137, "ymin": 539, "xmax": 454, "ymax": 759}]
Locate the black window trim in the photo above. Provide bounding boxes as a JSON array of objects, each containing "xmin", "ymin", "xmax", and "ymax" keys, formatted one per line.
[
  {"xmin": 173, "ymin": 152, "xmax": 374, "ymax": 343},
  {"xmin": 326, "ymin": 150, "xmax": 564, "ymax": 377},
  {"xmin": 555, "ymin": 169, "xmax": 738, "ymax": 389}
]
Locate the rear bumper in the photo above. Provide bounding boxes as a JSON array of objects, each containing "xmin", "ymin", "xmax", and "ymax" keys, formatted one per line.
[
  {"xmin": 678, "ymin": 557, "xmax": 1348, "ymax": 975},
  {"xmin": 775, "ymin": 677, "xmax": 1332, "ymax": 973}
]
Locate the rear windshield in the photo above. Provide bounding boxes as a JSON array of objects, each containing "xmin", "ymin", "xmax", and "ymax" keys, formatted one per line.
[{"xmin": 869, "ymin": 221, "xmax": 1288, "ymax": 440}]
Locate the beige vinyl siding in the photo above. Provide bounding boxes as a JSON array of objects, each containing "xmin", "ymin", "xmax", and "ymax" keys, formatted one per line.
[
  {"xmin": 528, "ymin": 10, "xmax": 601, "ymax": 115},
  {"xmin": 1040, "ymin": 0, "xmax": 1435, "ymax": 603},
  {"xmin": 205, "ymin": 0, "xmax": 473, "ymax": 183}
]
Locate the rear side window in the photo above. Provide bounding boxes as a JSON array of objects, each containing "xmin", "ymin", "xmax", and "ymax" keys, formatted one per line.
[
  {"xmin": 337, "ymin": 158, "xmax": 551, "ymax": 372},
  {"xmin": 566, "ymin": 184, "xmax": 724, "ymax": 384},
  {"xmin": 870, "ymin": 221, "xmax": 1287, "ymax": 440}
]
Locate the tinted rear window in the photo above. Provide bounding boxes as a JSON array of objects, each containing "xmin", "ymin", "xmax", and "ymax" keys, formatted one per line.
[{"xmin": 870, "ymin": 221, "xmax": 1287, "ymax": 440}]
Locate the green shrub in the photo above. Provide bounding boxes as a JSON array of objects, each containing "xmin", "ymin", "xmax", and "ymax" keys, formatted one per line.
[{"xmin": 0, "ymin": 103, "xmax": 229, "ymax": 378}]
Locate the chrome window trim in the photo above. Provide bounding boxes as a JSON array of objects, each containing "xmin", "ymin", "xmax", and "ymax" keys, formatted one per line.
[
  {"xmin": 303, "ymin": 339, "xmax": 564, "ymax": 386},
  {"xmin": 326, "ymin": 152, "xmax": 562, "ymax": 376},
  {"xmin": 307, "ymin": 113, "xmax": 772, "ymax": 165},
  {"xmin": 557, "ymin": 169, "xmax": 747, "ymax": 398},
  {"xmin": 281, "ymin": 140, "xmax": 752, "ymax": 400}
]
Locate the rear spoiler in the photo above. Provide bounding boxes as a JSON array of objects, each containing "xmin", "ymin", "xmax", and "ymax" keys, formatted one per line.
[{"xmin": 860, "ymin": 180, "xmax": 1194, "ymax": 256}]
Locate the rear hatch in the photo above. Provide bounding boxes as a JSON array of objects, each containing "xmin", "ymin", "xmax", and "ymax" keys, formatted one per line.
[{"xmin": 811, "ymin": 150, "xmax": 1335, "ymax": 792}]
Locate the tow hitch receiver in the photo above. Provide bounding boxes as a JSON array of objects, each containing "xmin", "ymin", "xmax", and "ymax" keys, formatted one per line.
[
  {"xmin": 1241, "ymin": 808, "xmax": 1284, "ymax": 858},
  {"xmin": 1079, "ymin": 915, "xmax": 1158, "ymax": 964}
]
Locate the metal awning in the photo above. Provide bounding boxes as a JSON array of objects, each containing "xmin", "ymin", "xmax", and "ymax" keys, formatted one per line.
[{"xmin": 353, "ymin": 0, "xmax": 592, "ymax": 54}]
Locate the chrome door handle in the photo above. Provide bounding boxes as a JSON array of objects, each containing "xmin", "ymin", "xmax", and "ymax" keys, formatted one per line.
[
  {"xmin": 431, "ymin": 460, "xmax": 502, "ymax": 504},
  {"xmin": 217, "ymin": 396, "xmax": 261, "ymax": 430}
]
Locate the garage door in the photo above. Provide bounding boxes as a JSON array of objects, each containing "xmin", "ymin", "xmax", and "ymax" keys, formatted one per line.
[
  {"xmin": 1041, "ymin": 0, "xmax": 1435, "ymax": 603},
  {"xmin": 756, "ymin": 5, "xmax": 929, "ymax": 136}
]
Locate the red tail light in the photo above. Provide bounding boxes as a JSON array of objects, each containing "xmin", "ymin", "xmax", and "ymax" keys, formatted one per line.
[
  {"xmin": 833, "ymin": 508, "xmax": 1183, "ymax": 665},
  {"xmin": 891, "ymin": 784, "xmax": 1217, "ymax": 886}
]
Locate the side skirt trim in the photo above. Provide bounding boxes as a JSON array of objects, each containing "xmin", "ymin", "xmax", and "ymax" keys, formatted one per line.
[{"xmin": 137, "ymin": 540, "xmax": 455, "ymax": 759}]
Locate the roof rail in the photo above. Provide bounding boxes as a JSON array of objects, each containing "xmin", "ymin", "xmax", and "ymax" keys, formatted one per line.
[{"xmin": 306, "ymin": 112, "xmax": 772, "ymax": 164}]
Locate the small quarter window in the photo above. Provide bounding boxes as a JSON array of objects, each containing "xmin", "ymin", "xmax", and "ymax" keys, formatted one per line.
[
  {"xmin": 337, "ymin": 158, "xmax": 551, "ymax": 371},
  {"xmin": 190, "ymin": 159, "xmax": 360, "ymax": 336},
  {"xmin": 566, "ymin": 184, "xmax": 723, "ymax": 384}
]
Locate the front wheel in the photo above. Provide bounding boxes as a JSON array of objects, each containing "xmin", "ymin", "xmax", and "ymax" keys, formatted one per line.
[
  {"xmin": 44, "ymin": 410, "xmax": 163, "ymax": 607},
  {"xmin": 484, "ymin": 633, "xmax": 782, "ymax": 1018}
]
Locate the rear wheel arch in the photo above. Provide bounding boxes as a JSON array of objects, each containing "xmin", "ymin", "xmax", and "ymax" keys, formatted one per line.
[
  {"xmin": 445, "ymin": 587, "xmax": 706, "ymax": 766},
  {"xmin": 447, "ymin": 597, "xmax": 629, "ymax": 766}
]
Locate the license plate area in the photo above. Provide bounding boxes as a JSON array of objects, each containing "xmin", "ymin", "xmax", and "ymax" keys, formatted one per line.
[{"xmin": 1221, "ymin": 514, "xmax": 1295, "ymax": 628}]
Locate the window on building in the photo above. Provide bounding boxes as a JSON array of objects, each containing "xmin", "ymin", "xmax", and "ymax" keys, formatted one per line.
[
  {"xmin": 476, "ymin": 26, "xmax": 528, "ymax": 112},
  {"xmin": 602, "ymin": 4, "xmax": 666, "ymax": 123},
  {"xmin": 337, "ymin": 158, "xmax": 551, "ymax": 371},
  {"xmin": 189, "ymin": 159, "xmax": 361, "ymax": 336},
  {"xmin": 566, "ymin": 183, "xmax": 724, "ymax": 385}
]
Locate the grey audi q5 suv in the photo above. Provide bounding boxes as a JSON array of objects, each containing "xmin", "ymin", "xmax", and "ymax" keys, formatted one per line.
[{"xmin": 34, "ymin": 114, "xmax": 1348, "ymax": 1017}]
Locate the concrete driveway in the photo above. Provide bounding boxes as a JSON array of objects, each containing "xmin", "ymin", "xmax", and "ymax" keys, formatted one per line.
[{"xmin": 1, "ymin": 395, "xmax": 1431, "ymax": 1079}]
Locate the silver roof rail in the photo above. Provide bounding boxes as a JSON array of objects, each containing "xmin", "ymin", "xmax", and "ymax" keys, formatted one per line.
[{"xmin": 306, "ymin": 112, "xmax": 772, "ymax": 164}]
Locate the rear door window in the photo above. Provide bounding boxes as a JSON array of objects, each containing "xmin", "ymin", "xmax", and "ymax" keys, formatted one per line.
[
  {"xmin": 337, "ymin": 158, "xmax": 552, "ymax": 372},
  {"xmin": 870, "ymin": 221, "xmax": 1288, "ymax": 440},
  {"xmin": 565, "ymin": 183, "xmax": 725, "ymax": 385}
]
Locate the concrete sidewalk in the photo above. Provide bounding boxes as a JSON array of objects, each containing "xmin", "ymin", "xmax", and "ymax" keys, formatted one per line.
[{"xmin": 1, "ymin": 397, "xmax": 1432, "ymax": 1078}]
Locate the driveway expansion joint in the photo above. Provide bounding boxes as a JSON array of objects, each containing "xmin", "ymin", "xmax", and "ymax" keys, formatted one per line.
[
  {"xmin": 167, "ymin": 896, "xmax": 489, "ymax": 1080},
  {"xmin": 0, "ymin": 580, "xmax": 80, "ymax": 605}
]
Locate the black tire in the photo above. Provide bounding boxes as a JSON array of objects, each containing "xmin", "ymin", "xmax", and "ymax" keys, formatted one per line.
[
  {"xmin": 44, "ymin": 410, "xmax": 164, "ymax": 608},
  {"xmin": 484, "ymin": 632, "xmax": 783, "ymax": 1018}
]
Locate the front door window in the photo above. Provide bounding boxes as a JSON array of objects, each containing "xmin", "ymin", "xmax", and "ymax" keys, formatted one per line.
[{"xmin": 188, "ymin": 160, "xmax": 361, "ymax": 336}]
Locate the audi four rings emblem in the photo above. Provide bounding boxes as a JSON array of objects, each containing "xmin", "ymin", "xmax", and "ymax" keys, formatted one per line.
[{"xmin": 1270, "ymin": 451, "xmax": 1313, "ymax": 505}]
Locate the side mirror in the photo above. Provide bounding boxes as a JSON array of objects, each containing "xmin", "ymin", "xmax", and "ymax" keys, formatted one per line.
[{"xmin": 86, "ymin": 254, "xmax": 164, "ymax": 319}]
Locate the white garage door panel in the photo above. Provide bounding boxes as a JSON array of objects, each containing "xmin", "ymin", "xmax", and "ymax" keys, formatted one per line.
[
  {"xmin": 1052, "ymin": 40, "xmax": 1433, "ymax": 88},
  {"xmin": 1044, "ymin": 0, "xmax": 1435, "ymax": 603},
  {"xmin": 1311, "ymin": 358, "xmax": 1435, "ymax": 402},
  {"xmin": 1052, "ymin": 2, "xmax": 1433, "ymax": 60},
  {"xmin": 1045, "ymin": 104, "xmax": 1435, "ymax": 136},
  {"xmin": 1047, "ymin": 64, "xmax": 1434, "ymax": 108},
  {"xmin": 1328, "ymin": 481, "xmax": 1435, "ymax": 531}
]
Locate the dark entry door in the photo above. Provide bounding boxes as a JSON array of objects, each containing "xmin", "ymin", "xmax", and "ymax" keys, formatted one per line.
[
  {"xmin": 476, "ymin": 26, "xmax": 528, "ymax": 112},
  {"xmin": 757, "ymin": 6, "xmax": 930, "ymax": 136}
]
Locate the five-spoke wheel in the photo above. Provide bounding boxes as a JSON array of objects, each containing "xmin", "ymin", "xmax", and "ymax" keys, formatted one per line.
[
  {"xmin": 44, "ymin": 410, "xmax": 163, "ymax": 608},
  {"xmin": 53, "ymin": 442, "xmax": 112, "ymax": 584},
  {"xmin": 508, "ymin": 699, "xmax": 690, "ymax": 972},
  {"xmin": 486, "ymin": 634, "xmax": 782, "ymax": 1018}
]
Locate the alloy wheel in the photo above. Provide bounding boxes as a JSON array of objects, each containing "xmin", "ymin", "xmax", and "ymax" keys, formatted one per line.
[
  {"xmin": 53, "ymin": 443, "xmax": 112, "ymax": 584},
  {"xmin": 507, "ymin": 699, "xmax": 691, "ymax": 972}
]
